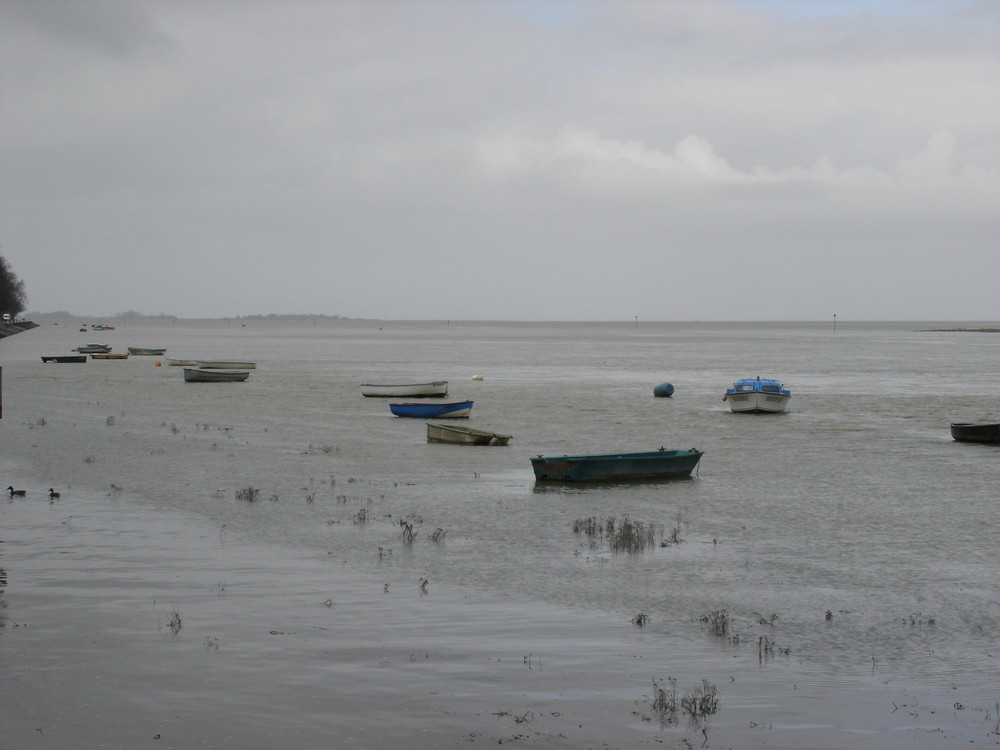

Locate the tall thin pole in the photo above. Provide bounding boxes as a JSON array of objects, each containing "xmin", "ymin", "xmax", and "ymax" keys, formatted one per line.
[{"xmin": 833, "ymin": 314, "xmax": 837, "ymax": 334}]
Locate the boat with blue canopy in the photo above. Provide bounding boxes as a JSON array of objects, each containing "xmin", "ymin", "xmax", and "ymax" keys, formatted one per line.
[{"xmin": 723, "ymin": 377, "xmax": 791, "ymax": 413}]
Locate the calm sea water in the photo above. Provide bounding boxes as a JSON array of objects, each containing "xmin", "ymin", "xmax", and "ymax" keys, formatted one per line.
[{"xmin": 2, "ymin": 319, "xmax": 999, "ymax": 748}]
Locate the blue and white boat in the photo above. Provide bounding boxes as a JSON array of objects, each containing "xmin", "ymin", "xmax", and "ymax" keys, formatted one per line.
[
  {"xmin": 389, "ymin": 400, "xmax": 473, "ymax": 419},
  {"xmin": 723, "ymin": 377, "xmax": 791, "ymax": 413}
]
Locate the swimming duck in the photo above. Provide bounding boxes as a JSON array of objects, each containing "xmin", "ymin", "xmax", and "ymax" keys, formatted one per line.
[
  {"xmin": 6, "ymin": 486, "xmax": 27, "ymax": 497},
  {"xmin": 49, "ymin": 488, "xmax": 61, "ymax": 499}
]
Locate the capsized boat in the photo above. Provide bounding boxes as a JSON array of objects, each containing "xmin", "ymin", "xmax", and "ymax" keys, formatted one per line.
[
  {"xmin": 530, "ymin": 448, "xmax": 703, "ymax": 482},
  {"xmin": 426, "ymin": 422, "xmax": 511, "ymax": 445},
  {"xmin": 389, "ymin": 400, "xmax": 472, "ymax": 418},
  {"xmin": 723, "ymin": 377, "xmax": 791, "ymax": 413},
  {"xmin": 950, "ymin": 423, "xmax": 1000, "ymax": 444},
  {"xmin": 361, "ymin": 381, "xmax": 448, "ymax": 398},
  {"xmin": 183, "ymin": 368, "xmax": 250, "ymax": 383}
]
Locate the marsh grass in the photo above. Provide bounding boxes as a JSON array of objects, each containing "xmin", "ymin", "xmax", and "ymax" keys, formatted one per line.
[
  {"xmin": 235, "ymin": 486, "xmax": 259, "ymax": 502},
  {"xmin": 399, "ymin": 519, "xmax": 415, "ymax": 543},
  {"xmin": 165, "ymin": 610, "xmax": 182, "ymax": 635},
  {"xmin": 572, "ymin": 515, "xmax": 658, "ymax": 553},
  {"xmin": 700, "ymin": 610, "xmax": 731, "ymax": 637},
  {"xmin": 651, "ymin": 677, "xmax": 678, "ymax": 724},
  {"xmin": 680, "ymin": 679, "xmax": 719, "ymax": 726}
]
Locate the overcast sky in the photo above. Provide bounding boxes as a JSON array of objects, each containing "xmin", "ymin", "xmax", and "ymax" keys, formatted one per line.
[{"xmin": 1, "ymin": 0, "xmax": 997, "ymax": 321}]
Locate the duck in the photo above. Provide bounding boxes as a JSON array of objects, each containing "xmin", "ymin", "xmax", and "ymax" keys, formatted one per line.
[
  {"xmin": 48, "ymin": 488, "xmax": 61, "ymax": 499},
  {"xmin": 6, "ymin": 486, "xmax": 27, "ymax": 497}
]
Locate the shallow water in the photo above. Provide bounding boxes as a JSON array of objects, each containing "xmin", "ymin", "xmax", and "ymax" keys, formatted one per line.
[{"xmin": 2, "ymin": 319, "xmax": 999, "ymax": 748}]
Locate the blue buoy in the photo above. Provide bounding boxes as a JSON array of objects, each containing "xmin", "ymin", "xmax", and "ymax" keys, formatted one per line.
[{"xmin": 653, "ymin": 382, "xmax": 675, "ymax": 398}]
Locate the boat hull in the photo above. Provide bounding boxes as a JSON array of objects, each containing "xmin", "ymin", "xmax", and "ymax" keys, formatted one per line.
[
  {"xmin": 128, "ymin": 347, "xmax": 167, "ymax": 355},
  {"xmin": 725, "ymin": 391, "xmax": 791, "ymax": 413},
  {"xmin": 42, "ymin": 355, "xmax": 87, "ymax": 363},
  {"xmin": 531, "ymin": 449, "xmax": 703, "ymax": 482},
  {"xmin": 362, "ymin": 381, "xmax": 448, "ymax": 398},
  {"xmin": 90, "ymin": 352, "xmax": 129, "ymax": 360},
  {"xmin": 164, "ymin": 358, "xmax": 198, "ymax": 366},
  {"xmin": 389, "ymin": 401, "xmax": 472, "ymax": 418},
  {"xmin": 950, "ymin": 423, "xmax": 1000, "ymax": 444},
  {"xmin": 724, "ymin": 377, "xmax": 791, "ymax": 413},
  {"xmin": 195, "ymin": 361, "xmax": 256, "ymax": 369},
  {"xmin": 426, "ymin": 423, "xmax": 510, "ymax": 445},
  {"xmin": 183, "ymin": 368, "xmax": 250, "ymax": 382}
]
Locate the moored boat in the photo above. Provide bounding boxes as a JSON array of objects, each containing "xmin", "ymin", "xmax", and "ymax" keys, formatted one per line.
[
  {"xmin": 361, "ymin": 381, "xmax": 448, "ymax": 398},
  {"xmin": 389, "ymin": 400, "xmax": 472, "ymax": 418},
  {"xmin": 195, "ymin": 360, "xmax": 256, "ymax": 369},
  {"xmin": 128, "ymin": 347, "xmax": 167, "ymax": 355},
  {"xmin": 75, "ymin": 343, "xmax": 112, "ymax": 353},
  {"xmin": 530, "ymin": 448, "xmax": 703, "ymax": 482},
  {"xmin": 183, "ymin": 368, "xmax": 250, "ymax": 383},
  {"xmin": 90, "ymin": 352, "xmax": 130, "ymax": 359},
  {"xmin": 950, "ymin": 422, "xmax": 1000, "ymax": 444},
  {"xmin": 41, "ymin": 355, "xmax": 87, "ymax": 363},
  {"xmin": 164, "ymin": 358, "xmax": 199, "ymax": 366},
  {"xmin": 723, "ymin": 377, "xmax": 791, "ymax": 413},
  {"xmin": 426, "ymin": 422, "xmax": 511, "ymax": 445}
]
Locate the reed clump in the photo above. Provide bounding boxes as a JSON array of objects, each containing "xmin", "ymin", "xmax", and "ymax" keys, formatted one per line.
[
  {"xmin": 399, "ymin": 519, "xmax": 415, "ymax": 543},
  {"xmin": 680, "ymin": 679, "xmax": 719, "ymax": 725},
  {"xmin": 651, "ymin": 677, "xmax": 678, "ymax": 723},
  {"xmin": 572, "ymin": 515, "xmax": 657, "ymax": 553},
  {"xmin": 166, "ymin": 610, "xmax": 182, "ymax": 635},
  {"xmin": 235, "ymin": 486, "xmax": 259, "ymax": 502},
  {"xmin": 700, "ymin": 610, "xmax": 731, "ymax": 637}
]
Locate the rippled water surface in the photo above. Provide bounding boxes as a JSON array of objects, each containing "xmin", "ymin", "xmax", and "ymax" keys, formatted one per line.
[{"xmin": 2, "ymin": 319, "xmax": 999, "ymax": 748}]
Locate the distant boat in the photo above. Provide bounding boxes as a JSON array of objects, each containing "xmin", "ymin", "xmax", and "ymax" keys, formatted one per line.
[
  {"xmin": 530, "ymin": 448, "xmax": 704, "ymax": 482},
  {"xmin": 426, "ymin": 422, "xmax": 511, "ymax": 445},
  {"xmin": 389, "ymin": 400, "xmax": 472, "ymax": 418},
  {"xmin": 90, "ymin": 352, "xmax": 129, "ymax": 360},
  {"xmin": 41, "ymin": 355, "xmax": 87, "ymax": 363},
  {"xmin": 128, "ymin": 347, "xmax": 167, "ymax": 356},
  {"xmin": 183, "ymin": 368, "xmax": 250, "ymax": 383},
  {"xmin": 950, "ymin": 423, "xmax": 1000, "ymax": 444},
  {"xmin": 723, "ymin": 377, "xmax": 791, "ymax": 413},
  {"xmin": 195, "ymin": 360, "xmax": 256, "ymax": 369},
  {"xmin": 75, "ymin": 343, "xmax": 112, "ymax": 353},
  {"xmin": 361, "ymin": 381, "xmax": 448, "ymax": 398},
  {"xmin": 164, "ymin": 358, "xmax": 199, "ymax": 366}
]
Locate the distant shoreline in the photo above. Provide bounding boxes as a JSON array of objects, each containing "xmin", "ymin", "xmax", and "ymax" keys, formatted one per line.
[{"xmin": 920, "ymin": 328, "xmax": 1000, "ymax": 333}]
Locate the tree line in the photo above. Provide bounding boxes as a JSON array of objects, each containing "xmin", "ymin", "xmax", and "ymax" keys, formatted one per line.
[{"xmin": 1, "ymin": 255, "xmax": 28, "ymax": 319}]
